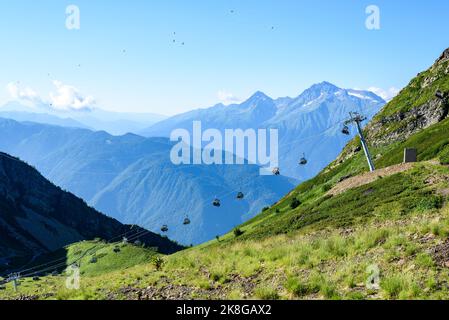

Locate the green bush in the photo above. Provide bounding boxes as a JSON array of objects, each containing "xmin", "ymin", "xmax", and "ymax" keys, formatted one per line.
[
  {"xmin": 211, "ymin": 271, "xmax": 224, "ymax": 282},
  {"xmin": 151, "ymin": 256, "xmax": 164, "ymax": 271},
  {"xmin": 345, "ymin": 292, "xmax": 365, "ymax": 300},
  {"xmin": 254, "ymin": 286, "xmax": 280, "ymax": 300},
  {"xmin": 415, "ymin": 195, "xmax": 444, "ymax": 212},
  {"xmin": 321, "ymin": 282, "xmax": 340, "ymax": 300},
  {"xmin": 233, "ymin": 228, "xmax": 244, "ymax": 237},
  {"xmin": 439, "ymin": 146, "xmax": 449, "ymax": 165},
  {"xmin": 415, "ymin": 253, "xmax": 434, "ymax": 268},
  {"xmin": 290, "ymin": 198, "xmax": 301, "ymax": 209},
  {"xmin": 285, "ymin": 277, "xmax": 315, "ymax": 297},
  {"xmin": 381, "ymin": 276, "xmax": 408, "ymax": 299}
]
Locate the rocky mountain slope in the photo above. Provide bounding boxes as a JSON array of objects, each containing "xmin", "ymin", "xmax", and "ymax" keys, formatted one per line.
[
  {"xmin": 365, "ymin": 48, "xmax": 449, "ymax": 147},
  {"xmin": 331, "ymin": 48, "xmax": 449, "ymax": 167}
]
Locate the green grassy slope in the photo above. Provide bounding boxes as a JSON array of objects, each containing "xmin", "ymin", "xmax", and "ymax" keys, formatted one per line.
[
  {"xmin": 64, "ymin": 241, "xmax": 158, "ymax": 277},
  {"xmin": 0, "ymin": 241, "xmax": 159, "ymax": 300},
  {"xmin": 2, "ymin": 162, "xmax": 449, "ymax": 300}
]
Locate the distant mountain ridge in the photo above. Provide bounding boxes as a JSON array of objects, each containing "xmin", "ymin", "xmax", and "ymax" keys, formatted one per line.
[
  {"xmin": 0, "ymin": 101, "xmax": 166, "ymax": 135},
  {"xmin": 140, "ymin": 82, "xmax": 386, "ymax": 180},
  {"xmin": 0, "ymin": 152, "xmax": 183, "ymax": 269}
]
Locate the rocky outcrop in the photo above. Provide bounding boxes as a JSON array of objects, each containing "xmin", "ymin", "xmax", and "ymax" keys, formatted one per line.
[
  {"xmin": 436, "ymin": 48, "xmax": 449, "ymax": 64},
  {"xmin": 328, "ymin": 48, "xmax": 449, "ymax": 168},
  {"xmin": 363, "ymin": 47, "xmax": 449, "ymax": 147},
  {"xmin": 366, "ymin": 96, "xmax": 449, "ymax": 146}
]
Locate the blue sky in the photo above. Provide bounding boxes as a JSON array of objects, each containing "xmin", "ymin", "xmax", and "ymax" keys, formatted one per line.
[{"xmin": 0, "ymin": 0, "xmax": 448, "ymax": 115}]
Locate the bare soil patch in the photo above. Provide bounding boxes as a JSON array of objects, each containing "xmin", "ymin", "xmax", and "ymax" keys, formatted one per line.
[{"xmin": 328, "ymin": 163, "xmax": 415, "ymax": 196}]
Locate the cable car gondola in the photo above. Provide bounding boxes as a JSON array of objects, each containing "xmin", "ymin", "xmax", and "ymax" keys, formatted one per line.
[
  {"xmin": 161, "ymin": 225, "xmax": 169, "ymax": 232},
  {"xmin": 183, "ymin": 217, "xmax": 191, "ymax": 225},
  {"xmin": 299, "ymin": 153, "xmax": 308, "ymax": 166},
  {"xmin": 212, "ymin": 198, "xmax": 221, "ymax": 207},
  {"xmin": 342, "ymin": 125, "xmax": 350, "ymax": 135},
  {"xmin": 236, "ymin": 192, "xmax": 244, "ymax": 200}
]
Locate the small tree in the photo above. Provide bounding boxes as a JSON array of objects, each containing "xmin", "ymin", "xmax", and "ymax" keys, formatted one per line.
[{"xmin": 151, "ymin": 256, "xmax": 164, "ymax": 271}]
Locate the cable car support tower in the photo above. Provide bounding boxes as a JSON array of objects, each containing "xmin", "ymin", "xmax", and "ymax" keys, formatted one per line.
[{"xmin": 344, "ymin": 112, "xmax": 375, "ymax": 172}]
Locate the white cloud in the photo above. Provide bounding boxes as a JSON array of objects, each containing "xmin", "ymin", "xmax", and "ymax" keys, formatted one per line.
[
  {"xmin": 5, "ymin": 81, "xmax": 95, "ymax": 111},
  {"xmin": 367, "ymin": 87, "xmax": 401, "ymax": 102},
  {"xmin": 49, "ymin": 81, "xmax": 95, "ymax": 111},
  {"xmin": 6, "ymin": 82, "xmax": 42, "ymax": 105},
  {"xmin": 217, "ymin": 90, "xmax": 241, "ymax": 105}
]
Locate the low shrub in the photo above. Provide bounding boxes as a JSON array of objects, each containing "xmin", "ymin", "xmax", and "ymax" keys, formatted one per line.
[
  {"xmin": 233, "ymin": 228, "xmax": 244, "ymax": 237},
  {"xmin": 290, "ymin": 198, "xmax": 301, "ymax": 209}
]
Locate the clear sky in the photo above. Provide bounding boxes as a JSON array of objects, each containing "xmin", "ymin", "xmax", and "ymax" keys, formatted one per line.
[{"xmin": 0, "ymin": 0, "xmax": 448, "ymax": 115}]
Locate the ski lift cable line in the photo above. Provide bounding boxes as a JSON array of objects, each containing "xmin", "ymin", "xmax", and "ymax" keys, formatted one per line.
[
  {"xmin": 19, "ymin": 228, "xmax": 154, "ymax": 278},
  {"xmin": 1, "ymin": 231, "xmax": 136, "ymax": 281},
  {"xmin": 151, "ymin": 174, "xmax": 284, "ymax": 239},
  {"xmin": 7, "ymin": 229, "xmax": 149, "ymax": 280},
  {"xmin": 277, "ymin": 116, "xmax": 352, "ymax": 149},
  {"xmin": 19, "ymin": 246, "xmax": 97, "ymax": 279},
  {"xmin": 20, "ymin": 250, "xmax": 92, "ymax": 278},
  {"xmin": 20, "ymin": 228, "xmax": 151, "ymax": 278},
  {"xmin": 121, "ymin": 227, "xmax": 163, "ymax": 243},
  {"xmin": 15, "ymin": 158, "xmax": 264, "ymax": 177},
  {"xmin": 0, "ymin": 226, "xmax": 150, "ymax": 280}
]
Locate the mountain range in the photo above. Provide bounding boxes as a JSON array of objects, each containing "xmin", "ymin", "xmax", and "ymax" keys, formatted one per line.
[
  {"xmin": 0, "ymin": 119, "xmax": 295, "ymax": 245},
  {"xmin": 140, "ymin": 82, "xmax": 386, "ymax": 180},
  {"xmin": 1, "ymin": 82, "xmax": 385, "ymax": 181}
]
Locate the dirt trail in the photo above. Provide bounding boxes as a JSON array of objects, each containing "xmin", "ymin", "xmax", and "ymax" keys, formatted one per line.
[{"xmin": 328, "ymin": 163, "xmax": 415, "ymax": 196}]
